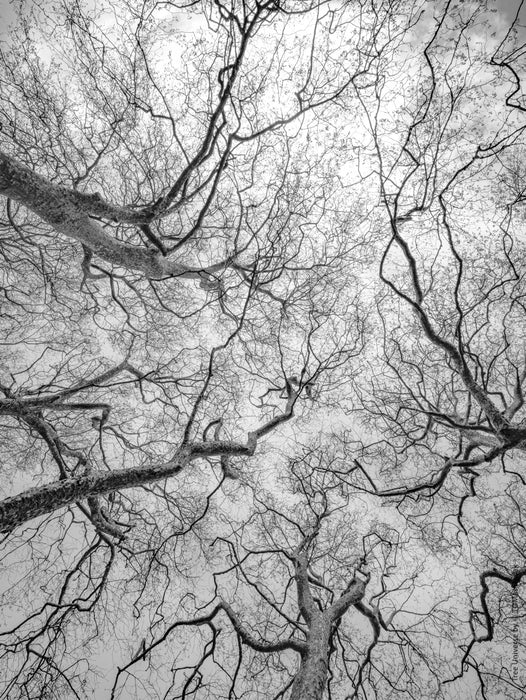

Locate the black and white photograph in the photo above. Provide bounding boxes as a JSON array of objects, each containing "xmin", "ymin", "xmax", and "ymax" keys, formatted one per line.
[{"xmin": 0, "ymin": 0, "xmax": 525, "ymax": 697}]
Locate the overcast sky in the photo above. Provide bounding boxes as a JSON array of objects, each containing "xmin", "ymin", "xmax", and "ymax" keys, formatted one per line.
[{"xmin": 0, "ymin": 0, "xmax": 525, "ymax": 37}]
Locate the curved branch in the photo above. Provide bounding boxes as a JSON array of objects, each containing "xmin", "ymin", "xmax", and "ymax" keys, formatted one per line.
[{"xmin": 220, "ymin": 600, "xmax": 306, "ymax": 654}]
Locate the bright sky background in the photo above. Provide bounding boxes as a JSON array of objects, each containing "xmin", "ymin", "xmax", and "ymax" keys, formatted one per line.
[
  {"xmin": 1, "ymin": 1, "xmax": 525, "ymax": 698},
  {"xmin": 0, "ymin": 0, "xmax": 524, "ymax": 37}
]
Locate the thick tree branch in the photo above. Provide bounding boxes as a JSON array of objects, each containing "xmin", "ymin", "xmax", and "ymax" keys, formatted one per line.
[
  {"xmin": 220, "ymin": 600, "xmax": 306, "ymax": 654},
  {"xmin": 0, "ymin": 152, "xmax": 233, "ymax": 279},
  {"xmin": 0, "ymin": 385, "xmax": 298, "ymax": 532},
  {"xmin": 328, "ymin": 572, "xmax": 369, "ymax": 622},
  {"xmin": 293, "ymin": 532, "xmax": 319, "ymax": 625}
]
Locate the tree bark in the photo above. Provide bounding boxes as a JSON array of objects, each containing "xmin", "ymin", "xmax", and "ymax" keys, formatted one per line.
[
  {"xmin": 0, "ymin": 451, "xmax": 189, "ymax": 533},
  {"xmin": 0, "ymin": 376, "xmax": 297, "ymax": 533},
  {"xmin": 290, "ymin": 537, "xmax": 369, "ymax": 699},
  {"xmin": 0, "ymin": 152, "xmax": 228, "ymax": 279},
  {"xmin": 0, "ymin": 439, "xmax": 255, "ymax": 533},
  {"xmin": 290, "ymin": 613, "xmax": 332, "ymax": 700}
]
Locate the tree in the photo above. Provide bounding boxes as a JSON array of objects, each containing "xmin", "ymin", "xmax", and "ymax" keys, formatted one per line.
[{"xmin": 1, "ymin": 0, "xmax": 526, "ymax": 698}]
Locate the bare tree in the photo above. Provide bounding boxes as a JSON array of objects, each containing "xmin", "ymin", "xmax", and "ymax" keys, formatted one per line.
[{"xmin": 1, "ymin": 0, "xmax": 526, "ymax": 698}]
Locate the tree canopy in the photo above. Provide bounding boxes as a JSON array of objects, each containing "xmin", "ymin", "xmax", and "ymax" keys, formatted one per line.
[{"xmin": 1, "ymin": 0, "xmax": 526, "ymax": 698}]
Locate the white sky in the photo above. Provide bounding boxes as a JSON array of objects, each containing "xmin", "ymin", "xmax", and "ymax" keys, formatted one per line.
[{"xmin": 1, "ymin": 1, "xmax": 525, "ymax": 698}]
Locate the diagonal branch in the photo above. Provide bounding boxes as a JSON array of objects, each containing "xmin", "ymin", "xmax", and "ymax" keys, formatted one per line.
[
  {"xmin": 0, "ymin": 384, "xmax": 298, "ymax": 533},
  {"xmin": 0, "ymin": 152, "xmax": 235, "ymax": 280}
]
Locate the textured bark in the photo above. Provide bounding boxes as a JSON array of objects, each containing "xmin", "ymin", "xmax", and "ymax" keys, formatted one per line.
[
  {"xmin": 290, "ymin": 614, "xmax": 332, "ymax": 700},
  {"xmin": 0, "ymin": 375, "xmax": 297, "ymax": 533},
  {"xmin": 0, "ymin": 452, "xmax": 190, "ymax": 533},
  {"xmin": 219, "ymin": 601, "xmax": 306, "ymax": 654},
  {"xmin": 290, "ymin": 537, "xmax": 369, "ymax": 700},
  {"xmin": 0, "ymin": 439, "xmax": 255, "ymax": 533},
  {"xmin": 0, "ymin": 152, "xmax": 226, "ymax": 279}
]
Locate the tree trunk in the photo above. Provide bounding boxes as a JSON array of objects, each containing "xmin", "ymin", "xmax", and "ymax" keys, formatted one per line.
[{"xmin": 290, "ymin": 613, "xmax": 332, "ymax": 700}]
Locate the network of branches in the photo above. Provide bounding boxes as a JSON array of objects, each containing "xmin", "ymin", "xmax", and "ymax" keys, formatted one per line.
[{"xmin": 0, "ymin": 0, "xmax": 525, "ymax": 698}]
